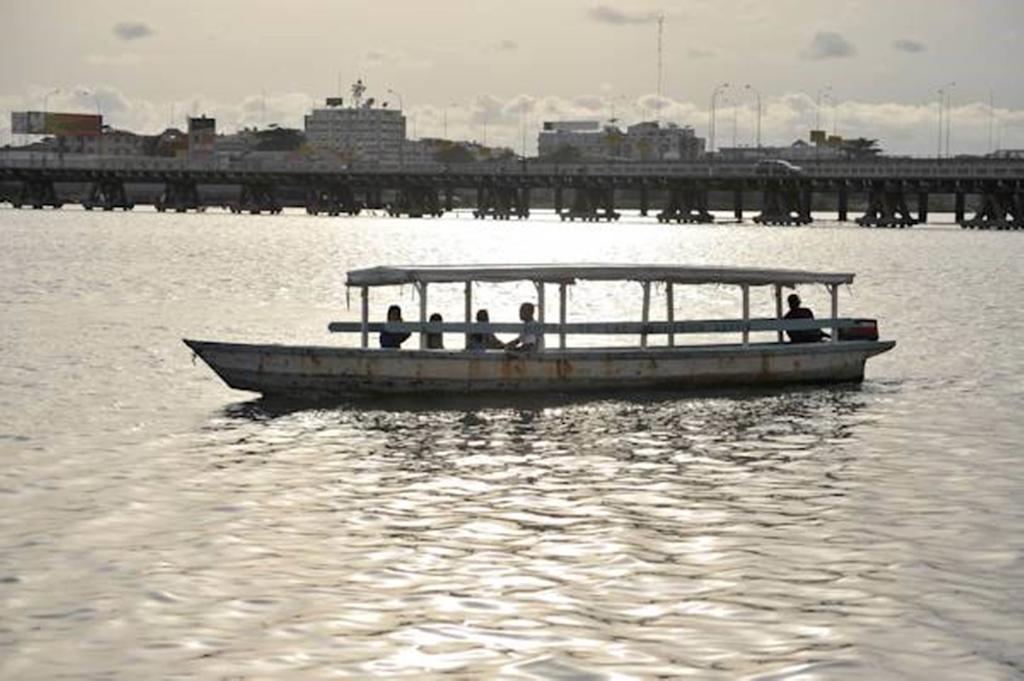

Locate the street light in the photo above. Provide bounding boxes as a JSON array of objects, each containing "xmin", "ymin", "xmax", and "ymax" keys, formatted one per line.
[
  {"xmin": 42, "ymin": 88, "xmax": 60, "ymax": 113},
  {"xmin": 708, "ymin": 82, "xmax": 729, "ymax": 154},
  {"xmin": 945, "ymin": 81, "xmax": 956, "ymax": 157},
  {"xmin": 744, "ymin": 84, "xmax": 762, "ymax": 150},
  {"xmin": 443, "ymin": 100, "xmax": 458, "ymax": 140},
  {"xmin": 937, "ymin": 81, "xmax": 955, "ymax": 158},
  {"xmin": 814, "ymin": 85, "xmax": 832, "ymax": 132},
  {"xmin": 387, "ymin": 87, "xmax": 405, "ymax": 168}
]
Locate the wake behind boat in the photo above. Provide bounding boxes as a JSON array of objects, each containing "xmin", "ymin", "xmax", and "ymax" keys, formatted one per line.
[{"xmin": 185, "ymin": 263, "xmax": 895, "ymax": 398}]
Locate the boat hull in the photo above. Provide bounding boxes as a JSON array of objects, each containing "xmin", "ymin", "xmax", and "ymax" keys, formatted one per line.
[{"xmin": 184, "ymin": 339, "xmax": 895, "ymax": 398}]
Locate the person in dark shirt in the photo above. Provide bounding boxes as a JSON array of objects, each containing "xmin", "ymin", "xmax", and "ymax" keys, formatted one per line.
[
  {"xmin": 467, "ymin": 309, "xmax": 505, "ymax": 350},
  {"xmin": 379, "ymin": 304, "xmax": 411, "ymax": 349},
  {"xmin": 505, "ymin": 302, "xmax": 540, "ymax": 352},
  {"xmin": 783, "ymin": 294, "xmax": 829, "ymax": 343},
  {"xmin": 426, "ymin": 312, "xmax": 445, "ymax": 349}
]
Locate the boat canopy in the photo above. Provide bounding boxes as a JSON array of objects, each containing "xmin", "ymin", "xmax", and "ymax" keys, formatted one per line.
[{"xmin": 346, "ymin": 264, "xmax": 855, "ymax": 288}]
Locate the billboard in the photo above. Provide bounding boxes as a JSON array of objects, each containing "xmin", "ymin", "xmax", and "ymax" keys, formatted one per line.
[
  {"xmin": 11, "ymin": 111, "xmax": 102, "ymax": 136},
  {"xmin": 809, "ymin": 129, "xmax": 827, "ymax": 145}
]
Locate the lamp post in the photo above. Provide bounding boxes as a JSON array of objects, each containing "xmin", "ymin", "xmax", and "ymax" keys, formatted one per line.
[
  {"xmin": 42, "ymin": 88, "xmax": 60, "ymax": 114},
  {"xmin": 937, "ymin": 81, "xmax": 954, "ymax": 158},
  {"xmin": 443, "ymin": 100, "xmax": 459, "ymax": 140},
  {"xmin": 387, "ymin": 87, "xmax": 405, "ymax": 168},
  {"xmin": 814, "ymin": 85, "xmax": 832, "ymax": 132},
  {"xmin": 744, "ymin": 84, "xmax": 762, "ymax": 150},
  {"xmin": 708, "ymin": 82, "xmax": 729, "ymax": 154},
  {"xmin": 944, "ymin": 82, "xmax": 956, "ymax": 158}
]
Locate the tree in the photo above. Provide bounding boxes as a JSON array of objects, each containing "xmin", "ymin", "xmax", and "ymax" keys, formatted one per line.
[
  {"xmin": 543, "ymin": 144, "xmax": 583, "ymax": 163},
  {"xmin": 254, "ymin": 127, "xmax": 306, "ymax": 151},
  {"xmin": 433, "ymin": 143, "xmax": 475, "ymax": 164},
  {"xmin": 841, "ymin": 137, "xmax": 882, "ymax": 160}
]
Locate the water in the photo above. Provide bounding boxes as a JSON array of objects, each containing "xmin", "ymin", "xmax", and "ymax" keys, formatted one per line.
[{"xmin": 1, "ymin": 208, "xmax": 1022, "ymax": 679}]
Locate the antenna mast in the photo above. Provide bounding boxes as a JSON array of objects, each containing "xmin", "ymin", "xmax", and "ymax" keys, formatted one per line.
[{"xmin": 656, "ymin": 13, "xmax": 664, "ymax": 122}]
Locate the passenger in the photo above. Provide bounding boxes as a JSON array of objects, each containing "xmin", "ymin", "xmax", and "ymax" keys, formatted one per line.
[
  {"xmin": 505, "ymin": 302, "xmax": 540, "ymax": 352},
  {"xmin": 467, "ymin": 309, "xmax": 505, "ymax": 350},
  {"xmin": 379, "ymin": 304, "xmax": 411, "ymax": 349},
  {"xmin": 426, "ymin": 312, "xmax": 445, "ymax": 349},
  {"xmin": 784, "ymin": 294, "xmax": 830, "ymax": 343}
]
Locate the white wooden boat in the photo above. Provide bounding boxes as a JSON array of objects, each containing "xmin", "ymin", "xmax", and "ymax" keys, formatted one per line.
[{"xmin": 185, "ymin": 264, "xmax": 895, "ymax": 398}]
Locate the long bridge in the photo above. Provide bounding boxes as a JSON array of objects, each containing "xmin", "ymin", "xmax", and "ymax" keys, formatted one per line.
[{"xmin": 2, "ymin": 155, "xmax": 1022, "ymax": 229}]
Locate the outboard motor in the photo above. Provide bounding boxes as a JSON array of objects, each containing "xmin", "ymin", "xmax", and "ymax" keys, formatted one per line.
[{"xmin": 838, "ymin": 318, "xmax": 879, "ymax": 341}]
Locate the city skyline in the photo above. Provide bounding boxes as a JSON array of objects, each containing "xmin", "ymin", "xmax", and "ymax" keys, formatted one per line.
[{"xmin": 3, "ymin": 0, "xmax": 1023, "ymax": 155}]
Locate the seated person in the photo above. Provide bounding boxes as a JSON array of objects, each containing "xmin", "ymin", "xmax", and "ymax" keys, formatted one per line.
[
  {"xmin": 505, "ymin": 302, "xmax": 541, "ymax": 352},
  {"xmin": 379, "ymin": 304, "xmax": 411, "ymax": 348},
  {"xmin": 783, "ymin": 294, "xmax": 830, "ymax": 343},
  {"xmin": 426, "ymin": 312, "xmax": 445, "ymax": 349},
  {"xmin": 467, "ymin": 309, "xmax": 505, "ymax": 350}
]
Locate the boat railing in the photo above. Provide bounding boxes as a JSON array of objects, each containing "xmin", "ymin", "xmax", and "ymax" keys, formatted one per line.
[{"xmin": 328, "ymin": 316, "xmax": 870, "ymax": 347}]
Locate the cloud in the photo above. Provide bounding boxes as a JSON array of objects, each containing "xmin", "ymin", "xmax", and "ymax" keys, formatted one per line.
[
  {"xmin": 494, "ymin": 39, "xmax": 518, "ymax": 52},
  {"xmin": 892, "ymin": 38, "xmax": 926, "ymax": 53},
  {"xmin": 113, "ymin": 22, "xmax": 154, "ymax": 41},
  {"xmin": 687, "ymin": 48, "xmax": 715, "ymax": 59},
  {"xmin": 801, "ymin": 31, "xmax": 856, "ymax": 60},
  {"xmin": 588, "ymin": 5, "xmax": 661, "ymax": 25}
]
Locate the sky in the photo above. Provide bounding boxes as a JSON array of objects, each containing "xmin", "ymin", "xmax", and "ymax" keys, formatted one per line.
[{"xmin": 2, "ymin": 0, "xmax": 1023, "ymax": 155}]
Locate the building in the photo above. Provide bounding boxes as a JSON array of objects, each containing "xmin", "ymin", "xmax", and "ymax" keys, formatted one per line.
[
  {"xmin": 717, "ymin": 140, "xmax": 845, "ymax": 162},
  {"xmin": 538, "ymin": 120, "xmax": 704, "ymax": 162},
  {"xmin": 623, "ymin": 121, "xmax": 704, "ymax": 161},
  {"xmin": 304, "ymin": 81, "xmax": 406, "ymax": 166},
  {"xmin": 188, "ymin": 116, "xmax": 216, "ymax": 159}
]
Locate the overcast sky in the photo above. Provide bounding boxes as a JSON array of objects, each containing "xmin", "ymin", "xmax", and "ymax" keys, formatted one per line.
[{"xmin": 2, "ymin": 0, "xmax": 1023, "ymax": 155}]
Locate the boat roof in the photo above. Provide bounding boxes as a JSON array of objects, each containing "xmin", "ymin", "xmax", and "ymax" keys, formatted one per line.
[{"xmin": 346, "ymin": 264, "xmax": 855, "ymax": 287}]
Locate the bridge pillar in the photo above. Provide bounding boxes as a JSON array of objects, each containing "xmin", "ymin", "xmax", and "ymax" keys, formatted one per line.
[
  {"xmin": 917, "ymin": 191, "xmax": 929, "ymax": 224},
  {"xmin": 657, "ymin": 182, "xmax": 713, "ymax": 224},
  {"xmin": 733, "ymin": 188, "xmax": 744, "ymax": 221},
  {"xmin": 82, "ymin": 178, "xmax": 133, "ymax": 211},
  {"xmin": 363, "ymin": 187, "xmax": 384, "ymax": 210},
  {"xmin": 639, "ymin": 185, "xmax": 649, "ymax": 217},
  {"xmin": 856, "ymin": 181, "xmax": 917, "ymax": 228},
  {"xmin": 554, "ymin": 185, "xmax": 563, "ymax": 214},
  {"xmin": 561, "ymin": 183, "xmax": 619, "ymax": 222},
  {"xmin": 837, "ymin": 185, "xmax": 849, "ymax": 222},
  {"xmin": 234, "ymin": 183, "xmax": 281, "ymax": 215},
  {"xmin": 13, "ymin": 177, "xmax": 61, "ymax": 209},
  {"xmin": 306, "ymin": 184, "xmax": 359, "ymax": 216},
  {"xmin": 954, "ymin": 191, "xmax": 966, "ymax": 224},
  {"xmin": 962, "ymin": 182, "xmax": 1021, "ymax": 230},
  {"xmin": 474, "ymin": 183, "xmax": 526, "ymax": 219},
  {"xmin": 156, "ymin": 178, "xmax": 201, "ymax": 212},
  {"xmin": 390, "ymin": 183, "xmax": 442, "ymax": 218},
  {"xmin": 754, "ymin": 180, "xmax": 811, "ymax": 226}
]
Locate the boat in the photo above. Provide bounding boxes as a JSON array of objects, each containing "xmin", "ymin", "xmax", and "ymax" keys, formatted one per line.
[{"xmin": 184, "ymin": 264, "xmax": 895, "ymax": 398}]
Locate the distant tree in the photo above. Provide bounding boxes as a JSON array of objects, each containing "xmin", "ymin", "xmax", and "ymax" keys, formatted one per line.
[
  {"xmin": 841, "ymin": 137, "xmax": 882, "ymax": 160},
  {"xmin": 254, "ymin": 127, "xmax": 306, "ymax": 151},
  {"xmin": 434, "ymin": 143, "xmax": 475, "ymax": 164},
  {"xmin": 543, "ymin": 144, "xmax": 583, "ymax": 163}
]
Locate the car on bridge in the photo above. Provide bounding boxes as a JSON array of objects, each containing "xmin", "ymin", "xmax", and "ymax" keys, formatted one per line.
[{"xmin": 756, "ymin": 159, "xmax": 804, "ymax": 176}]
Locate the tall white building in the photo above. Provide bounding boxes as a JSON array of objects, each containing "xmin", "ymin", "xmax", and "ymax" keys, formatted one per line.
[{"xmin": 304, "ymin": 85, "xmax": 406, "ymax": 166}]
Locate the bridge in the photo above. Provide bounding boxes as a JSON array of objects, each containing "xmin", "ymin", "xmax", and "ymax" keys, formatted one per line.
[{"xmin": 2, "ymin": 154, "xmax": 1022, "ymax": 229}]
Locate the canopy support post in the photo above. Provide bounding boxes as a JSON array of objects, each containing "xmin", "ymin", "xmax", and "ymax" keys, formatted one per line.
[
  {"xmin": 775, "ymin": 284, "xmax": 783, "ymax": 344},
  {"xmin": 417, "ymin": 282, "xmax": 428, "ymax": 349},
  {"xmin": 640, "ymin": 281, "xmax": 651, "ymax": 348},
  {"xmin": 360, "ymin": 286, "xmax": 369, "ymax": 349},
  {"xmin": 667, "ymin": 283, "xmax": 675, "ymax": 347},
  {"xmin": 559, "ymin": 283, "xmax": 568, "ymax": 349},
  {"xmin": 535, "ymin": 281, "xmax": 546, "ymax": 350},
  {"xmin": 742, "ymin": 284, "xmax": 750, "ymax": 346},
  {"xmin": 464, "ymin": 281, "xmax": 472, "ymax": 348},
  {"xmin": 829, "ymin": 283, "xmax": 839, "ymax": 343}
]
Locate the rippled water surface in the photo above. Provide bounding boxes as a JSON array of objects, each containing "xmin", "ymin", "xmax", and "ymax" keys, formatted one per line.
[{"xmin": 1, "ymin": 208, "xmax": 1022, "ymax": 679}]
